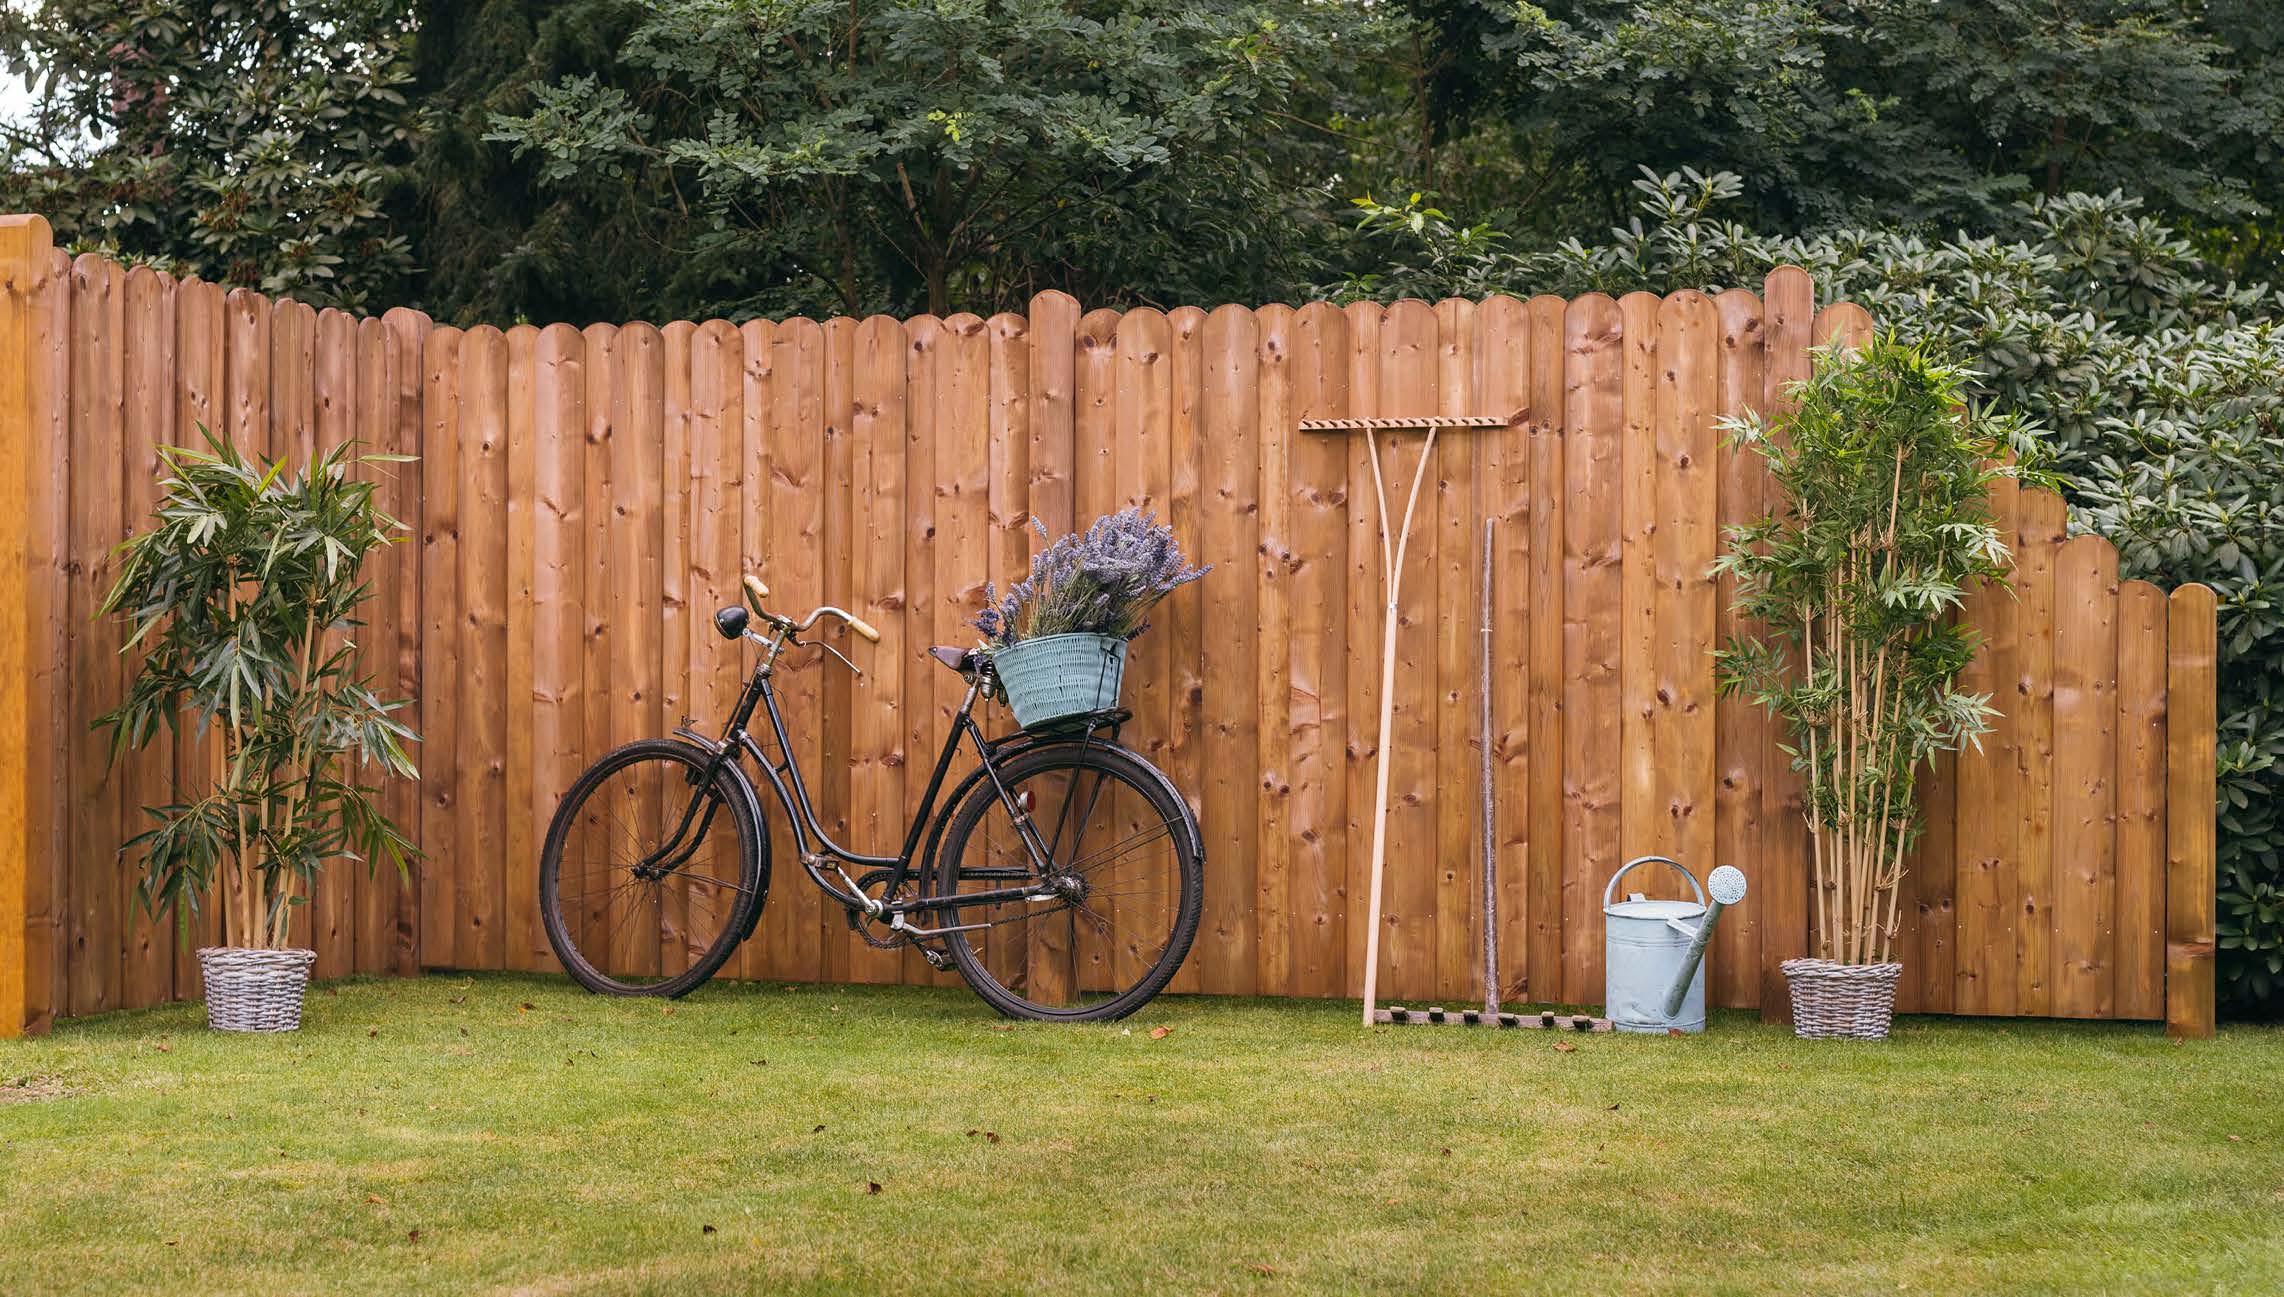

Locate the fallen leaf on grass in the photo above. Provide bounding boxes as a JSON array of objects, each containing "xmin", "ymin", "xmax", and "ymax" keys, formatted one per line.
[
  {"xmin": 813, "ymin": 1124, "xmax": 826, "ymax": 1133},
  {"xmin": 866, "ymin": 1182, "xmax": 882, "ymax": 1195},
  {"xmin": 702, "ymin": 1224, "xmax": 717, "ymax": 1236},
  {"xmin": 365, "ymin": 1195, "xmax": 385, "ymax": 1205},
  {"xmin": 1440, "ymin": 1148, "xmax": 1450, "ymax": 1157},
  {"xmin": 1249, "ymin": 1263, "xmax": 1278, "ymax": 1276},
  {"xmin": 1553, "ymin": 1040, "xmax": 1577, "ymax": 1053},
  {"xmin": 450, "ymin": 996, "xmax": 466, "ymax": 1005},
  {"xmin": 662, "ymin": 1006, "xmax": 675, "ymax": 1016},
  {"xmin": 153, "ymin": 1040, "xmax": 170, "ymax": 1054},
  {"xmin": 407, "ymin": 1229, "xmax": 421, "ymax": 1243},
  {"xmin": 367, "ymin": 1029, "xmax": 379, "ymax": 1039},
  {"xmin": 985, "ymin": 1131, "xmax": 1001, "ymax": 1145},
  {"xmin": 1149, "ymin": 1026, "xmax": 1173, "ymax": 1040},
  {"xmin": 520, "ymin": 1003, "xmax": 535, "ymax": 1012}
]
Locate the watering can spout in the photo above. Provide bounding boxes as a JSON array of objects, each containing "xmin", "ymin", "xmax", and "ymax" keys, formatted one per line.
[{"xmin": 1659, "ymin": 866, "xmax": 1748, "ymax": 1020}]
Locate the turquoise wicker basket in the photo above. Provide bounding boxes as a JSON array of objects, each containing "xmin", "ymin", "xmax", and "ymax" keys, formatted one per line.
[{"xmin": 992, "ymin": 632, "xmax": 1128, "ymax": 730}]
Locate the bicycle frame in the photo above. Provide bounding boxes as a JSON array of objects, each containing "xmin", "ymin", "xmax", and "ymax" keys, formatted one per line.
[{"xmin": 646, "ymin": 622, "xmax": 1115, "ymax": 945}]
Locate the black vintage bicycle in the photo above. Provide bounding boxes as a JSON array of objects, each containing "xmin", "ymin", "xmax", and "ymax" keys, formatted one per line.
[{"xmin": 538, "ymin": 574, "xmax": 1204, "ymax": 1021}]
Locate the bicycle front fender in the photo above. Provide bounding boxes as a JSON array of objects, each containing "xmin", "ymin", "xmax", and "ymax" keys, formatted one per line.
[{"xmin": 671, "ymin": 727, "xmax": 776, "ymax": 943}]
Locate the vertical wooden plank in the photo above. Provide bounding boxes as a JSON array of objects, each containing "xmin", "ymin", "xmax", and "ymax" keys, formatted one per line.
[
  {"xmin": 270, "ymin": 298, "xmax": 315, "ymax": 464},
  {"xmin": 1021, "ymin": 293, "xmax": 1079, "ymax": 1002},
  {"xmin": 1559, "ymin": 296, "xmax": 1624, "ymax": 1007},
  {"xmin": 350, "ymin": 315, "xmax": 398, "ymax": 973},
  {"xmin": 1520, "ymin": 295, "xmax": 1567, "ymax": 1005},
  {"xmin": 456, "ymin": 326, "xmax": 509, "ymax": 971},
  {"xmin": 503, "ymin": 324, "xmax": 541, "ymax": 971},
  {"xmin": 1474, "ymin": 298, "xmax": 1532, "ymax": 1005},
  {"xmin": 1288, "ymin": 302, "xmax": 1348, "ymax": 999},
  {"xmin": 687, "ymin": 320, "xmax": 744, "ymax": 977},
  {"xmin": 419, "ymin": 326, "xmax": 462, "ymax": 965},
  {"xmin": 1113, "ymin": 308, "xmax": 1175, "ymax": 994},
  {"xmin": 309, "ymin": 307, "xmax": 358, "ymax": 980},
  {"xmin": 849, "ymin": 314, "xmax": 910, "ymax": 986},
  {"xmin": 1710, "ymin": 288, "xmax": 1766, "ymax": 1010},
  {"xmin": 17, "ymin": 234, "xmax": 66, "ymax": 1033},
  {"xmin": 67, "ymin": 254, "xmax": 124, "ymax": 1014},
  {"xmin": 2164, "ymin": 583, "xmax": 2217, "ymax": 1039},
  {"xmin": 1070, "ymin": 306, "xmax": 1120, "ymax": 992},
  {"xmin": 613, "ymin": 323, "xmax": 666, "ymax": 978},
  {"xmin": 1954, "ymin": 475, "xmax": 2021, "ymax": 1013},
  {"xmin": 2052, "ymin": 534, "xmax": 2119, "ymax": 1017},
  {"xmin": 1199, "ymin": 304, "xmax": 1260, "ymax": 996},
  {"xmin": 117, "ymin": 268, "xmax": 176, "ymax": 1007},
  {"xmin": 524, "ymin": 323, "xmax": 588, "ymax": 974},
  {"xmin": 985, "ymin": 308, "xmax": 1040, "ymax": 986},
  {"xmin": 2013, "ymin": 488, "xmax": 2064, "ymax": 1013},
  {"xmin": 1341, "ymin": 299, "xmax": 1379, "ymax": 998},
  {"xmin": 2114, "ymin": 580, "xmax": 2168, "ymax": 1019},
  {"xmin": 1652, "ymin": 293, "xmax": 1719, "ymax": 913},
  {"xmin": 767, "ymin": 318, "xmax": 830, "ymax": 982},
  {"xmin": 1165, "ymin": 305, "xmax": 1208, "ymax": 997},
  {"xmin": 1375, "ymin": 300, "xmax": 1438, "ymax": 1004},
  {"xmin": 1909, "ymin": 733, "xmax": 1959, "ymax": 1014},
  {"xmin": 817, "ymin": 316, "xmax": 858, "ymax": 984},
  {"xmin": 0, "ymin": 216, "xmax": 51, "ymax": 1036},
  {"xmin": 656, "ymin": 321, "xmax": 694, "ymax": 977},
  {"xmin": 1252, "ymin": 303, "xmax": 1295, "ymax": 997},
  {"xmin": 1431, "ymin": 298, "xmax": 1477, "ymax": 1004},
  {"xmin": 575, "ymin": 322, "xmax": 618, "ymax": 977},
  {"xmin": 1757, "ymin": 266, "xmax": 1814, "ymax": 1018},
  {"xmin": 380, "ymin": 307, "xmax": 430, "ymax": 976}
]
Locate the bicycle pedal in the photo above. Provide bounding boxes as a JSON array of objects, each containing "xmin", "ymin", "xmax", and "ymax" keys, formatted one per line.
[{"xmin": 920, "ymin": 946, "xmax": 954, "ymax": 972}]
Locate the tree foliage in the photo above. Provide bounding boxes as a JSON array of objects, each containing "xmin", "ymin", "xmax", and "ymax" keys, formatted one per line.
[
  {"xmin": 0, "ymin": 0, "xmax": 418, "ymax": 309},
  {"xmin": 482, "ymin": 0, "xmax": 1353, "ymax": 319}
]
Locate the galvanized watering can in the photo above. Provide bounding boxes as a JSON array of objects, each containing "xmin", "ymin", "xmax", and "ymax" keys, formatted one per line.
[{"xmin": 1603, "ymin": 856, "xmax": 1748, "ymax": 1034}]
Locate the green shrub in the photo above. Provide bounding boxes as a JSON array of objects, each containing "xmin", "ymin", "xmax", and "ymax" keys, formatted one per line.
[{"xmin": 1341, "ymin": 172, "xmax": 2284, "ymax": 1015}]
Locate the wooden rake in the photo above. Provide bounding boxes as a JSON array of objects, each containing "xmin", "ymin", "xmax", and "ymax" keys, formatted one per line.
[{"xmin": 1300, "ymin": 414, "xmax": 1507, "ymax": 1028}]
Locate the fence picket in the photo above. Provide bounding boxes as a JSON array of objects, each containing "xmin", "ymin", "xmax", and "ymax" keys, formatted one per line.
[
  {"xmin": 2053, "ymin": 534, "xmax": 2119, "ymax": 1016},
  {"xmin": 1560, "ymin": 293, "xmax": 1624, "ymax": 1007}
]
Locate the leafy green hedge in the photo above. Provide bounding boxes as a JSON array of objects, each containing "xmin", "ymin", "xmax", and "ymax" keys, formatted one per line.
[{"xmin": 1341, "ymin": 172, "xmax": 2283, "ymax": 1016}]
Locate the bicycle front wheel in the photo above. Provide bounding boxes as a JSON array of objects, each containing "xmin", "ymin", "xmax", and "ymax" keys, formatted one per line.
[
  {"xmin": 934, "ymin": 742, "xmax": 1202, "ymax": 1022},
  {"xmin": 539, "ymin": 739, "xmax": 767, "ymax": 997}
]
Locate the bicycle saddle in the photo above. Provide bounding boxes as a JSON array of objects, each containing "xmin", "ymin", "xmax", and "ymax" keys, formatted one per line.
[{"xmin": 928, "ymin": 645, "xmax": 981, "ymax": 674}]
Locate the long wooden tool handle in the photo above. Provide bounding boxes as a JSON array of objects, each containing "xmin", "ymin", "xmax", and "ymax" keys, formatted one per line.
[{"xmin": 1359, "ymin": 428, "xmax": 1438, "ymax": 1027}]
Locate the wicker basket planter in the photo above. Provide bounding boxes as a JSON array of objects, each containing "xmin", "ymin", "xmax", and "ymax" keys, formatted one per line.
[
  {"xmin": 992, "ymin": 632, "xmax": 1127, "ymax": 730},
  {"xmin": 198, "ymin": 947, "xmax": 317, "ymax": 1032},
  {"xmin": 1780, "ymin": 958, "xmax": 1903, "ymax": 1040}
]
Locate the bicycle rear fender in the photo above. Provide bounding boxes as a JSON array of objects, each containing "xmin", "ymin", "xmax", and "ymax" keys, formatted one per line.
[{"xmin": 917, "ymin": 731, "xmax": 1205, "ymax": 882}]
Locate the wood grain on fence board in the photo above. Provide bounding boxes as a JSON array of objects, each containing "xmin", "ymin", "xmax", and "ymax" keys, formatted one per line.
[
  {"xmin": 1559, "ymin": 293, "xmax": 1623, "ymax": 1007},
  {"xmin": 120, "ymin": 267, "xmax": 175, "ymax": 1006},
  {"xmin": 1755, "ymin": 267, "xmax": 1815, "ymax": 1019},
  {"xmin": 1253, "ymin": 304, "xmax": 1296, "ymax": 997},
  {"xmin": 1201, "ymin": 304, "xmax": 1261, "ymax": 996},
  {"xmin": 2052, "ymin": 534, "xmax": 2119, "ymax": 1017},
  {"xmin": 20, "ymin": 239, "xmax": 68, "ymax": 1031},
  {"xmin": 1288, "ymin": 302, "xmax": 1349, "ymax": 998},
  {"xmin": 1711, "ymin": 287, "xmax": 1766, "ymax": 1008},
  {"xmin": 66, "ymin": 254, "xmax": 123, "ymax": 1015},
  {"xmin": 2114, "ymin": 580, "xmax": 2167, "ymax": 1020},
  {"xmin": 1165, "ymin": 305, "xmax": 1208, "ymax": 998},
  {"xmin": 849, "ymin": 314, "xmax": 910, "ymax": 986},
  {"xmin": 0, "ymin": 218, "xmax": 52, "ymax": 1036},
  {"xmin": 504, "ymin": 325, "xmax": 540, "ymax": 974},
  {"xmin": 2165, "ymin": 583, "xmax": 2217, "ymax": 1038},
  {"xmin": 1476, "ymin": 297, "xmax": 1531, "ymax": 1005},
  {"xmin": 528, "ymin": 323, "xmax": 585, "ymax": 976}
]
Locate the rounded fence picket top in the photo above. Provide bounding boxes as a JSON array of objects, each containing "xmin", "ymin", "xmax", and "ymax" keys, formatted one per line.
[
  {"xmin": 993, "ymin": 632, "xmax": 1127, "ymax": 731},
  {"xmin": 198, "ymin": 947, "xmax": 318, "ymax": 1032}
]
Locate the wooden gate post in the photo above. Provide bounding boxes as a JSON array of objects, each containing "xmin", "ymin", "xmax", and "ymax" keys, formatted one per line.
[{"xmin": 0, "ymin": 216, "xmax": 52, "ymax": 1038}]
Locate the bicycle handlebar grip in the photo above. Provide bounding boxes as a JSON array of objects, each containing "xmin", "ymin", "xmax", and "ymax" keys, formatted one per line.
[
  {"xmin": 846, "ymin": 614, "xmax": 882, "ymax": 643},
  {"xmin": 742, "ymin": 573, "xmax": 770, "ymax": 611}
]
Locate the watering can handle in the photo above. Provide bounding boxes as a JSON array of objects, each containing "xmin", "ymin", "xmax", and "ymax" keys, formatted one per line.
[{"xmin": 1601, "ymin": 855, "xmax": 1706, "ymax": 911}]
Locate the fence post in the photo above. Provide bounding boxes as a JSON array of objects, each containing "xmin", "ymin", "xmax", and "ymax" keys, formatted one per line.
[
  {"xmin": 0, "ymin": 216, "xmax": 51, "ymax": 1038},
  {"xmin": 2164, "ymin": 583, "xmax": 2218, "ymax": 1039}
]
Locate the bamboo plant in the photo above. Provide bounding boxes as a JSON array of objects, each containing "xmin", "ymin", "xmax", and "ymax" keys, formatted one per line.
[
  {"xmin": 1714, "ymin": 336, "xmax": 2024, "ymax": 966},
  {"xmin": 95, "ymin": 434, "xmax": 419, "ymax": 951}
]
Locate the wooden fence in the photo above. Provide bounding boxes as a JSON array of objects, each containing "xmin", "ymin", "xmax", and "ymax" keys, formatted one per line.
[{"xmin": 0, "ymin": 217, "xmax": 2219, "ymax": 1038}]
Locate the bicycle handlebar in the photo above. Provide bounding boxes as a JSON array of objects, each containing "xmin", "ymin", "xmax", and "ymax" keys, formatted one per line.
[{"xmin": 742, "ymin": 572, "xmax": 881, "ymax": 643}]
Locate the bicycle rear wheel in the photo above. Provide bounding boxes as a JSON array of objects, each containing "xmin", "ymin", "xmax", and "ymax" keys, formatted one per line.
[
  {"xmin": 933, "ymin": 742, "xmax": 1201, "ymax": 1022},
  {"xmin": 539, "ymin": 739, "xmax": 767, "ymax": 997}
]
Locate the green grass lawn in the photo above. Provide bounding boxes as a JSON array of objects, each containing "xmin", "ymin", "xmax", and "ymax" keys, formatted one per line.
[{"xmin": 1, "ymin": 976, "xmax": 2278, "ymax": 1296}]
